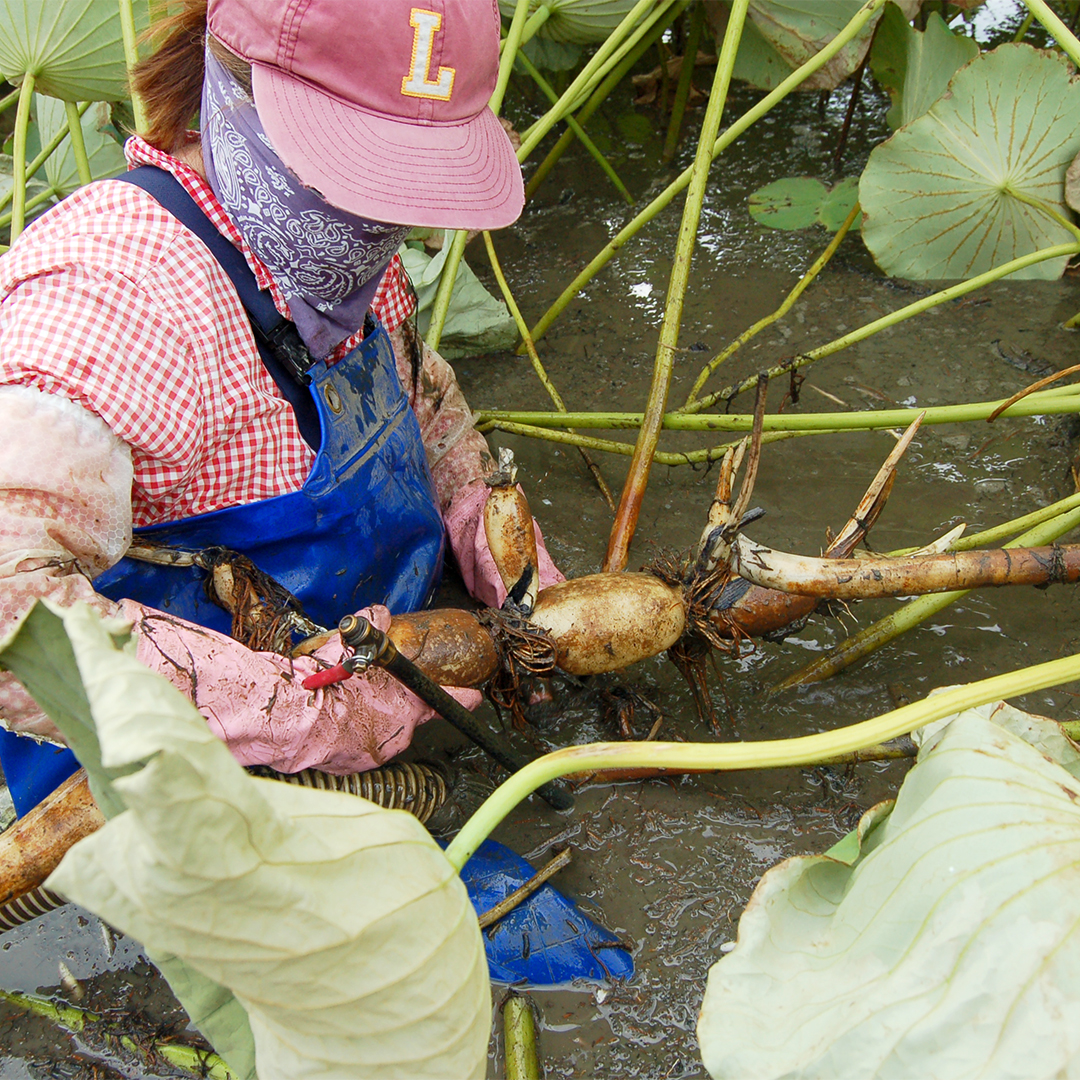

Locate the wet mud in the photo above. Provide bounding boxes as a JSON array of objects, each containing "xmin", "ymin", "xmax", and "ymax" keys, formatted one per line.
[{"xmin": 4, "ymin": 13, "xmax": 1080, "ymax": 1077}]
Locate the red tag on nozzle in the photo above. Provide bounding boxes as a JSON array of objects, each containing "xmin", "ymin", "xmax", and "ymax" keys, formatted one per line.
[{"xmin": 301, "ymin": 663, "xmax": 354, "ymax": 690}]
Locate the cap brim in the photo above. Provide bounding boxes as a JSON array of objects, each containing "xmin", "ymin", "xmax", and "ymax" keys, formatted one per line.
[{"xmin": 252, "ymin": 65, "xmax": 524, "ymax": 231}]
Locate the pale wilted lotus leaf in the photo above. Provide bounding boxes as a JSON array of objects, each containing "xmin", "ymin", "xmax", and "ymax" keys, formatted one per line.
[
  {"xmin": 0, "ymin": 601, "xmax": 489, "ymax": 1080},
  {"xmin": 697, "ymin": 700, "xmax": 1080, "ymax": 1080},
  {"xmin": 0, "ymin": 0, "xmax": 149, "ymax": 102},
  {"xmin": 498, "ymin": 0, "xmax": 643, "ymax": 44},
  {"xmin": 708, "ymin": 0, "xmax": 920, "ymax": 92},
  {"xmin": 860, "ymin": 44, "xmax": 1080, "ymax": 281}
]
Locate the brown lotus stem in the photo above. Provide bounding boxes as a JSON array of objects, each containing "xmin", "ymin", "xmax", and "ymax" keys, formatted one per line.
[
  {"xmin": 0, "ymin": 768, "xmax": 102, "ymax": 909},
  {"xmin": 731, "ymin": 536, "xmax": 1080, "ymax": 599},
  {"xmin": 477, "ymin": 847, "xmax": 572, "ymax": 930}
]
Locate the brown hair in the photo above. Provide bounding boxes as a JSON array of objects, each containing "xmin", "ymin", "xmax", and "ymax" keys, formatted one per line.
[{"xmin": 130, "ymin": 0, "xmax": 252, "ymax": 152}]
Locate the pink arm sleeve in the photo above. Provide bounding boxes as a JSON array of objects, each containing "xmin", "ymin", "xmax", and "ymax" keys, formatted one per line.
[
  {"xmin": 0, "ymin": 387, "xmax": 478, "ymax": 774},
  {"xmin": 388, "ymin": 324, "xmax": 565, "ymax": 606}
]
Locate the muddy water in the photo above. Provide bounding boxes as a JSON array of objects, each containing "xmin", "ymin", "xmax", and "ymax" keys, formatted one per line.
[{"xmin": 4, "ymin": 18, "xmax": 1080, "ymax": 1079}]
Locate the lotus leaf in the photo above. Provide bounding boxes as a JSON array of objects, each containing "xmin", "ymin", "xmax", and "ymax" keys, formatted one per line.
[
  {"xmin": 0, "ymin": 601, "xmax": 490, "ymax": 1080},
  {"xmin": 709, "ymin": 0, "xmax": 920, "ymax": 92},
  {"xmin": 697, "ymin": 700, "xmax": 1080, "ymax": 1079},
  {"xmin": 0, "ymin": 1, "xmax": 149, "ymax": 103},
  {"xmin": 816, "ymin": 176, "xmax": 861, "ymax": 231},
  {"xmin": 0, "ymin": 155, "xmax": 54, "ymax": 233},
  {"xmin": 399, "ymin": 235, "xmax": 516, "ymax": 358},
  {"xmin": 1066, "ymin": 147, "xmax": 1080, "ymax": 213},
  {"xmin": 860, "ymin": 44, "xmax": 1080, "ymax": 281},
  {"xmin": 749, "ymin": 176, "xmax": 827, "ymax": 229},
  {"xmin": 498, "ymin": 0, "xmax": 643, "ymax": 44},
  {"xmin": 870, "ymin": 5, "xmax": 979, "ymax": 129},
  {"xmin": 37, "ymin": 97, "xmax": 125, "ymax": 198}
]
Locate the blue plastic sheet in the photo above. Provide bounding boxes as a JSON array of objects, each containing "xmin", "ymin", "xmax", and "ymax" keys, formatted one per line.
[{"xmin": 457, "ymin": 838, "xmax": 634, "ymax": 986}]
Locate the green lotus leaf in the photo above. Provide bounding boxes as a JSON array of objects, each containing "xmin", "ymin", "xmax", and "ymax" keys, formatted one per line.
[
  {"xmin": 860, "ymin": 44, "xmax": 1080, "ymax": 281},
  {"xmin": 870, "ymin": 6, "xmax": 979, "ymax": 129},
  {"xmin": 698, "ymin": 700, "xmax": 1080, "ymax": 1080},
  {"xmin": 37, "ymin": 97, "xmax": 125, "ymax": 197},
  {"xmin": 0, "ymin": 153, "xmax": 54, "ymax": 232},
  {"xmin": 519, "ymin": 35, "xmax": 584, "ymax": 71},
  {"xmin": 713, "ymin": 0, "xmax": 920, "ymax": 92},
  {"xmin": 0, "ymin": 0, "xmax": 149, "ymax": 102},
  {"xmin": 816, "ymin": 176, "xmax": 861, "ymax": 231},
  {"xmin": 0, "ymin": 600, "xmax": 489, "ymax": 1079},
  {"xmin": 749, "ymin": 176, "xmax": 827, "ymax": 229},
  {"xmin": 498, "ymin": 0, "xmax": 643, "ymax": 44},
  {"xmin": 1066, "ymin": 147, "xmax": 1080, "ymax": 213}
]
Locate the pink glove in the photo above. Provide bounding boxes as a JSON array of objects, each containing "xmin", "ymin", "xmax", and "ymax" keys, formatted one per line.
[
  {"xmin": 444, "ymin": 479, "xmax": 565, "ymax": 608},
  {"xmin": 124, "ymin": 600, "xmax": 481, "ymax": 775}
]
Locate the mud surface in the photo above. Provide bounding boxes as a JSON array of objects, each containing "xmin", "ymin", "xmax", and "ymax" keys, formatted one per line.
[{"xmin": 4, "ymin": 6, "xmax": 1080, "ymax": 1076}]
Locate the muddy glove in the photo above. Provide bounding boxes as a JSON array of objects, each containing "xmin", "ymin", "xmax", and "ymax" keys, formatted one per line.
[
  {"xmin": 124, "ymin": 601, "xmax": 481, "ymax": 775},
  {"xmin": 444, "ymin": 478, "xmax": 564, "ymax": 608}
]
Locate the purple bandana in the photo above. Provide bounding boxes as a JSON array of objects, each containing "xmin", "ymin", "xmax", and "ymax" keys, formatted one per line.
[{"xmin": 201, "ymin": 46, "xmax": 410, "ymax": 359}]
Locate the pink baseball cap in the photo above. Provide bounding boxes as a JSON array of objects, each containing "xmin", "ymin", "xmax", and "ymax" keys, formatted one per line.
[{"xmin": 206, "ymin": 0, "xmax": 524, "ymax": 230}]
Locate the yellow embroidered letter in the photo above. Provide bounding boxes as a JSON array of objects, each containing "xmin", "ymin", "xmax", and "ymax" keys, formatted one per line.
[{"xmin": 401, "ymin": 9, "xmax": 456, "ymax": 101}]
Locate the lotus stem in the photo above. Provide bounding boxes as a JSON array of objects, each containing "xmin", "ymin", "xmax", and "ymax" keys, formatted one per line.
[
  {"xmin": 689, "ymin": 240, "xmax": 1080, "ymax": 411},
  {"xmin": 0, "ymin": 187, "xmax": 63, "ymax": 232},
  {"xmin": 503, "ymin": 993, "xmax": 541, "ymax": 1080},
  {"xmin": 516, "ymin": 50, "xmax": 632, "ymax": 204},
  {"xmin": 0, "ymin": 102, "xmax": 92, "ymax": 214},
  {"xmin": 1023, "ymin": 0, "xmax": 1080, "ymax": 66},
  {"xmin": 117, "ymin": 0, "xmax": 148, "ymax": 134},
  {"xmin": 525, "ymin": 3, "xmax": 683, "ymax": 201},
  {"xmin": 517, "ymin": 0, "xmax": 668, "ymax": 160},
  {"xmin": 64, "ymin": 101, "xmax": 93, "ymax": 188},
  {"xmin": 0, "ymin": 87, "xmax": 19, "ymax": 116},
  {"xmin": 482, "ymin": 233, "xmax": 616, "ymax": 507},
  {"xmin": 663, "ymin": 2, "xmax": 706, "ymax": 162},
  {"xmin": 477, "ymin": 418, "xmax": 821, "ymax": 465},
  {"xmin": 426, "ymin": 0, "xmax": 531, "ymax": 352},
  {"xmin": 9, "ymin": 72, "xmax": 35, "ymax": 242},
  {"xmin": 478, "ymin": 381, "xmax": 1080, "ymax": 433},
  {"xmin": 446, "ymin": 651, "xmax": 1080, "ymax": 869},
  {"xmin": 684, "ymin": 201, "xmax": 861, "ymax": 410},
  {"xmin": 772, "ymin": 500, "xmax": 1080, "ymax": 692},
  {"xmin": 0, "ymin": 988, "xmax": 237, "ymax": 1079},
  {"xmin": 479, "ymin": 847, "xmax": 571, "ymax": 930},
  {"xmin": 605, "ymin": 0, "xmax": 749, "ymax": 573},
  {"xmin": 526, "ymin": 0, "xmax": 889, "ymax": 345},
  {"xmin": 505, "ymin": 4, "xmax": 551, "ymax": 52}
]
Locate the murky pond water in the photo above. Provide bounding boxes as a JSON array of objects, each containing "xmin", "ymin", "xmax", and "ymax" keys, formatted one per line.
[{"xmin": 3, "ymin": 9, "xmax": 1080, "ymax": 1076}]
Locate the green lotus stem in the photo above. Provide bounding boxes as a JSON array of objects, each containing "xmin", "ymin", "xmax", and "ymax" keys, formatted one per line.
[
  {"xmin": 483, "ymin": 233, "xmax": 616, "ymax": 505},
  {"xmin": 0, "ymin": 187, "xmax": 62, "ymax": 232},
  {"xmin": 491, "ymin": 0, "xmax": 532, "ymax": 117},
  {"xmin": 117, "ymin": 0, "xmax": 148, "ymax": 134},
  {"xmin": 691, "ymin": 240, "xmax": 1080, "ymax": 411},
  {"xmin": 64, "ymin": 101, "xmax": 93, "ymax": 188},
  {"xmin": 684, "ymin": 201, "xmax": 861, "ymax": 410},
  {"xmin": 772, "ymin": 500, "xmax": 1080, "ymax": 693},
  {"xmin": 518, "ymin": 0, "xmax": 663, "ymax": 159},
  {"xmin": 663, "ymin": 1, "xmax": 706, "ymax": 163},
  {"xmin": 1060, "ymin": 719, "xmax": 1080, "ymax": 741},
  {"xmin": 0, "ymin": 988, "xmax": 237, "ymax": 1079},
  {"xmin": 447, "ymin": 651, "xmax": 1080, "ymax": 869},
  {"xmin": 605, "ymin": 0, "xmax": 749, "ymax": 573},
  {"xmin": 426, "ymin": 0, "xmax": 530, "ymax": 353},
  {"xmin": 1065, "ymin": 310, "xmax": 1080, "ymax": 329},
  {"xmin": 517, "ymin": 51, "xmax": 632, "ymax": 204},
  {"xmin": 10, "ymin": 72, "xmax": 36, "ymax": 242},
  {"xmin": 1013, "ymin": 9, "xmax": 1036, "ymax": 41},
  {"xmin": 1007, "ymin": 187, "xmax": 1080, "ymax": 243},
  {"xmin": 0, "ymin": 86, "xmax": 19, "ymax": 116},
  {"xmin": 510, "ymin": 4, "xmax": 552, "ymax": 51},
  {"xmin": 478, "ymin": 380, "xmax": 1080, "ymax": 432},
  {"xmin": 481, "ymin": 418, "xmax": 820, "ymax": 464},
  {"xmin": 525, "ymin": 4, "xmax": 683, "ymax": 201},
  {"xmin": 504, "ymin": 994, "xmax": 540, "ymax": 1080},
  {"xmin": 1023, "ymin": 0, "xmax": 1080, "ymax": 66},
  {"xmin": 0, "ymin": 102, "xmax": 92, "ymax": 214},
  {"xmin": 526, "ymin": 0, "xmax": 889, "ymax": 345}
]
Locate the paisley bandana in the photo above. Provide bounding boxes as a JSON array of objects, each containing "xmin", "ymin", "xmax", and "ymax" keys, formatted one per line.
[{"xmin": 201, "ymin": 46, "xmax": 410, "ymax": 359}]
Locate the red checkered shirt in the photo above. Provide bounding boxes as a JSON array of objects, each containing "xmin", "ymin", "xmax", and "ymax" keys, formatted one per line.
[{"xmin": 0, "ymin": 135, "xmax": 417, "ymax": 529}]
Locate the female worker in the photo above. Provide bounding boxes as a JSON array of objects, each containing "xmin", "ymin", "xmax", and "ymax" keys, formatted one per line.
[{"xmin": 0, "ymin": 0, "xmax": 560, "ymax": 815}]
